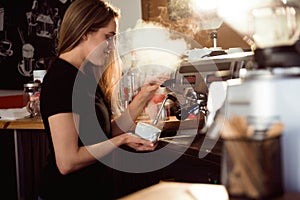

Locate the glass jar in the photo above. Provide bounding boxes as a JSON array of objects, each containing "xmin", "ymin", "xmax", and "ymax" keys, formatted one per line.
[{"xmin": 23, "ymin": 82, "xmax": 41, "ymax": 117}]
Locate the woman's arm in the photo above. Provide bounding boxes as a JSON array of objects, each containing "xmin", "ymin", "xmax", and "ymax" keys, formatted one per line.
[
  {"xmin": 49, "ymin": 113, "xmax": 155, "ymax": 175},
  {"xmin": 111, "ymin": 83, "xmax": 160, "ymax": 136}
]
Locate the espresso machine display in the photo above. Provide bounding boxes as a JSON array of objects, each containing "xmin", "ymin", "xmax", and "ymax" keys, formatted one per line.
[{"xmin": 182, "ymin": 75, "xmax": 196, "ymax": 85}]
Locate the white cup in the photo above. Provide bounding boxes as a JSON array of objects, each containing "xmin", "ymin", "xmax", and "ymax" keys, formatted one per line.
[
  {"xmin": 135, "ymin": 122, "xmax": 161, "ymax": 143},
  {"xmin": 227, "ymin": 47, "xmax": 243, "ymax": 54},
  {"xmin": 33, "ymin": 70, "xmax": 47, "ymax": 83}
]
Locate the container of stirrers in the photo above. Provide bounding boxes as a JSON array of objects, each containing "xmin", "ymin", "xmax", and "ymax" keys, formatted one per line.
[{"xmin": 220, "ymin": 116, "xmax": 284, "ymax": 199}]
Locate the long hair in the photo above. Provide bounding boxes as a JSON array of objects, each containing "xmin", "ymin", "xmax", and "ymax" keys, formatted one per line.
[
  {"xmin": 58, "ymin": 0, "xmax": 122, "ymax": 116},
  {"xmin": 99, "ymin": 50, "xmax": 123, "ymax": 117},
  {"xmin": 58, "ymin": 0, "xmax": 120, "ymax": 55}
]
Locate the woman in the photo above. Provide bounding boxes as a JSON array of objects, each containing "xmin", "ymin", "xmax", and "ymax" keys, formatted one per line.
[{"xmin": 38, "ymin": 0, "xmax": 159, "ymax": 199}]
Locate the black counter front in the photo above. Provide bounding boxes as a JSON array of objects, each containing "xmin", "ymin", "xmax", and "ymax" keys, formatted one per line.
[
  {"xmin": 0, "ymin": 117, "xmax": 222, "ymax": 200},
  {"xmin": 113, "ymin": 130, "xmax": 222, "ymax": 198}
]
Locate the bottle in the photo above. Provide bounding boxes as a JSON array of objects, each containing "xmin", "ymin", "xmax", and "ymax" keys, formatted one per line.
[
  {"xmin": 128, "ymin": 50, "xmax": 140, "ymax": 97},
  {"xmin": 120, "ymin": 51, "xmax": 141, "ymax": 108},
  {"xmin": 23, "ymin": 82, "xmax": 41, "ymax": 117}
]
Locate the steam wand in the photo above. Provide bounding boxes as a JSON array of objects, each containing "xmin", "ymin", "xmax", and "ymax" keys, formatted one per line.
[
  {"xmin": 152, "ymin": 93, "xmax": 177, "ymax": 125},
  {"xmin": 210, "ymin": 31, "xmax": 218, "ymax": 49},
  {"xmin": 152, "ymin": 92, "xmax": 208, "ymax": 126}
]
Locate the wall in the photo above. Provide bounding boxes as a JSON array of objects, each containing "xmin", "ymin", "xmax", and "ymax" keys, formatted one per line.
[
  {"xmin": 0, "ymin": 0, "xmax": 250, "ymax": 90},
  {"xmin": 141, "ymin": 0, "xmax": 250, "ymax": 50},
  {"xmin": 108, "ymin": 0, "xmax": 142, "ymax": 32},
  {"xmin": 0, "ymin": 0, "xmax": 141, "ymax": 90},
  {"xmin": 108, "ymin": 0, "xmax": 250, "ymax": 49},
  {"xmin": 0, "ymin": 0, "xmax": 70, "ymax": 90}
]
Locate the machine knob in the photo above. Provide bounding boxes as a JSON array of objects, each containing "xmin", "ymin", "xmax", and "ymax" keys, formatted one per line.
[{"xmin": 176, "ymin": 104, "xmax": 199, "ymax": 120}]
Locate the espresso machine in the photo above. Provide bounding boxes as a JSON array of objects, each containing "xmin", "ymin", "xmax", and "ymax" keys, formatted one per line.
[
  {"xmin": 162, "ymin": 51, "xmax": 254, "ymax": 128},
  {"xmin": 207, "ymin": 0, "xmax": 300, "ymax": 192}
]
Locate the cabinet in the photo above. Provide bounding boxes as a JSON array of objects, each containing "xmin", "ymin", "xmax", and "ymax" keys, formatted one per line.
[
  {"xmin": 0, "ymin": 118, "xmax": 221, "ymax": 200},
  {"xmin": 0, "ymin": 118, "xmax": 48, "ymax": 200},
  {"xmin": 113, "ymin": 133, "xmax": 222, "ymax": 198},
  {"xmin": 0, "ymin": 129, "xmax": 17, "ymax": 199}
]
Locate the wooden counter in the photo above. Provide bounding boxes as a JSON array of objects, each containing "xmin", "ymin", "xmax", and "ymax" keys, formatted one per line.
[
  {"xmin": 119, "ymin": 181, "xmax": 229, "ymax": 200},
  {"xmin": 0, "ymin": 116, "xmax": 44, "ymax": 130},
  {"xmin": 0, "ymin": 115, "xmax": 196, "ymax": 131},
  {"xmin": 119, "ymin": 181, "xmax": 300, "ymax": 200},
  {"xmin": 137, "ymin": 116, "xmax": 202, "ymax": 131}
]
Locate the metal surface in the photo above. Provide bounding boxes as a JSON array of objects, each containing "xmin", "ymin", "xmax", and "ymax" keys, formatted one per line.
[
  {"xmin": 159, "ymin": 134, "xmax": 195, "ymax": 145},
  {"xmin": 14, "ymin": 129, "xmax": 21, "ymax": 200}
]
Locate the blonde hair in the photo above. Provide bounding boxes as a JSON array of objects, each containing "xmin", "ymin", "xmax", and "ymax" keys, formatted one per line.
[
  {"xmin": 99, "ymin": 50, "xmax": 123, "ymax": 117},
  {"xmin": 58, "ymin": 0, "xmax": 122, "ymax": 116},
  {"xmin": 58, "ymin": 0, "xmax": 120, "ymax": 55}
]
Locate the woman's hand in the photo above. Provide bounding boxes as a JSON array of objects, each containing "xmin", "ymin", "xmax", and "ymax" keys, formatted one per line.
[
  {"xmin": 111, "ymin": 83, "xmax": 160, "ymax": 137},
  {"xmin": 120, "ymin": 133, "xmax": 157, "ymax": 151},
  {"xmin": 134, "ymin": 83, "xmax": 160, "ymax": 103}
]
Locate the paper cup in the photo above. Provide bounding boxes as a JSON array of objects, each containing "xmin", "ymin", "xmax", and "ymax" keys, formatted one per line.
[{"xmin": 135, "ymin": 122, "xmax": 161, "ymax": 143}]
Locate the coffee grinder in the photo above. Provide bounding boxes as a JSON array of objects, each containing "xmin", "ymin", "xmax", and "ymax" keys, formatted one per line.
[{"xmin": 213, "ymin": 0, "xmax": 300, "ymax": 192}]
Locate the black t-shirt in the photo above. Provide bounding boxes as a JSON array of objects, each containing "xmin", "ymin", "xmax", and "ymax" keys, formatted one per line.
[{"xmin": 39, "ymin": 58, "xmax": 114, "ymax": 199}]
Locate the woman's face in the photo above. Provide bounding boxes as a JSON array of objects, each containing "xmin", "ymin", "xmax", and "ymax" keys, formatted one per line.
[{"xmin": 83, "ymin": 18, "xmax": 118, "ymax": 67}]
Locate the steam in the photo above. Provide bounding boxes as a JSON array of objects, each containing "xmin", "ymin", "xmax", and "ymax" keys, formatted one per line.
[
  {"xmin": 117, "ymin": 19, "xmax": 188, "ymax": 82},
  {"xmin": 155, "ymin": 1, "xmax": 223, "ymax": 48}
]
